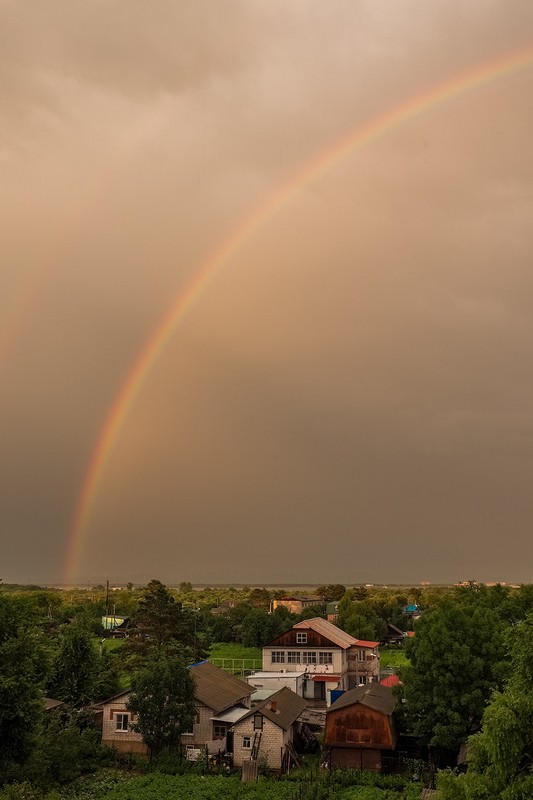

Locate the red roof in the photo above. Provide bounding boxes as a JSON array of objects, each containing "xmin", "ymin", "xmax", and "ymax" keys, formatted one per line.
[
  {"xmin": 354, "ymin": 640, "xmax": 379, "ymax": 648},
  {"xmin": 405, "ymin": 631, "xmax": 415, "ymax": 637},
  {"xmin": 380, "ymin": 674, "xmax": 401, "ymax": 687},
  {"xmin": 312, "ymin": 674, "xmax": 341, "ymax": 682}
]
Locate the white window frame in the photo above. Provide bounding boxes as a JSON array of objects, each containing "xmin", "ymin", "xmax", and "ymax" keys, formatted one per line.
[
  {"xmin": 296, "ymin": 632, "xmax": 307, "ymax": 644},
  {"xmin": 302, "ymin": 651, "xmax": 317, "ymax": 664},
  {"xmin": 287, "ymin": 651, "xmax": 301, "ymax": 664},
  {"xmin": 243, "ymin": 736, "xmax": 251, "ymax": 749},
  {"xmin": 319, "ymin": 652, "xmax": 333, "ymax": 665},
  {"xmin": 357, "ymin": 650, "xmax": 365, "ymax": 661},
  {"xmin": 271, "ymin": 651, "xmax": 285, "ymax": 663},
  {"xmin": 115, "ymin": 713, "xmax": 129, "ymax": 732}
]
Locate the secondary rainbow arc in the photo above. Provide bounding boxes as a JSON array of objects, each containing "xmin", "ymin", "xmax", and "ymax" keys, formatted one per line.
[{"xmin": 63, "ymin": 46, "xmax": 533, "ymax": 584}]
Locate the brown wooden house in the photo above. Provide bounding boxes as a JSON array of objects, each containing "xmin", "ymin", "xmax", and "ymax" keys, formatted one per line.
[{"xmin": 324, "ymin": 683, "xmax": 397, "ymax": 771}]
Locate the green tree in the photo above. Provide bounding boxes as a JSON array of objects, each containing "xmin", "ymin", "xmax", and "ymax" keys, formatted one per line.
[
  {"xmin": 125, "ymin": 580, "xmax": 198, "ymax": 664},
  {"xmin": 0, "ymin": 595, "xmax": 48, "ymax": 781},
  {"xmin": 316, "ymin": 584, "xmax": 346, "ymax": 601},
  {"xmin": 127, "ymin": 653, "xmax": 195, "ymax": 759},
  {"xmin": 438, "ymin": 620, "xmax": 533, "ymax": 800},
  {"xmin": 402, "ymin": 599, "xmax": 508, "ymax": 754},
  {"xmin": 26, "ymin": 710, "xmax": 103, "ymax": 789},
  {"xmin": 47, "ymin": 617, "xmax": 100, "ymax": 707}
]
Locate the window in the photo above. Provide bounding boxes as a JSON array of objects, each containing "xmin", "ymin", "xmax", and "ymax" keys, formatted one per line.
[
  {"xmin": 302, "ymin": 651, "xmax": 317, "ymax": 664},
  {"xmin": 319, "ymin": 652, "xmax": 333, "ymax": 665},
  {"xmin": 253, "ymin": 714, "xmax": 263, "ymax": 730},
  {"xmin": 213, "ymin": 724, "xmax": 226, "ymax": 739},
  {"xmin": 287, "ymin": 651, "xmax": 301, "ymax": 664},
  {"xmin": 357, "ymin": 676, "xmax": 366, "ymax": 685},
  {"xmin": 357, "ymin": 650, "xmax": 365, "ymax": 661},
  {"xmin": 271, "ymin": 651, "xmax": 285, "ymax": 663},
  {"xmin": 243, "ymin": 736, "xmax": 251, "ymax": 749},
  {"xmin": 115, "ymin": 713, "xmax": 129, "ymax": 731},
  {"xmin": 296, "ymin": 632, "xmax": 307, "ymax": 644}
]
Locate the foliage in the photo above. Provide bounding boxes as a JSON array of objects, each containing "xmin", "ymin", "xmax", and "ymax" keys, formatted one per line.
[
  {"xmin": 55, "ymin": 769, "xmax": 132, "ymax": 800},
  {"xmin": 0, "ymin": 595, "xmax": 49, "ymax": 782},
  {"xmin": 127, "ymin": 652, "xmax": 195, "ymax": 758},
  {"xmin": 401, "ymin": 597, "xmax": 508, "ymax": 751},
  {"xmin": 124, "ymin": 580, "xmax": 201, "ymax": 665},
  {"xmin": 316, "ymin": 585, "xmax": 346, "ymax": 601},
  {"xmin": 46, "ymin": 618, "xmax": 102, "ymax": 707},
  {"xmin": 437, "ymin": 620, "xmax": 533, "ymax": 800},
  {"xmin": 74, "ymin": 772, "xmax": 422, "ymax": 800},
  {"xmin": 25, "ymin": 713, "xmax": 107, "ymax": 789}
]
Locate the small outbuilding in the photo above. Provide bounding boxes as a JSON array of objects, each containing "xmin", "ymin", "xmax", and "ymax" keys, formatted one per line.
[{"xmin": 324, "ymin": 683, "xmax": 397, "ymax": 772}]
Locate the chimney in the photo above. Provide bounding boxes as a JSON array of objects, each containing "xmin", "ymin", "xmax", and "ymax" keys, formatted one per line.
[{"xmin": 270, "ymin": 700, "xmax": 278, "ymax": 712}]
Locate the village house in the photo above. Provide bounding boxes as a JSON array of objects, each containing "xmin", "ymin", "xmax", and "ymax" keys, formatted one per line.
[
  {"xmin": 271, "ymin": 595, "xmax": 322, "ymax": 614},
  {"xmin": 324, "ymin": 683, "xmax": 397, "ymax": 772},
  {"xmin": 100, "ymin": 660, "xmax": 253, "ymax": 754},
  {"xmin": 262, "ymin": 617, "xmax": 380, "ymax": 702},
  {"xmin": 230, "ymin": 686, "xmax": 309, "ymax": 771}
]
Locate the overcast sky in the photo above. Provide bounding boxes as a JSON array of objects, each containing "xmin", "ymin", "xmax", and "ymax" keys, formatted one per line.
[{"xmin": 2, "ymin": 1, "xmax": 533, "ymax": 586}]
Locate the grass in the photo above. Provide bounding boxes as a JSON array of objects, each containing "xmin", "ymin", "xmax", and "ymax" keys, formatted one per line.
[
  {"xmin": 102, "ymin": 639, "xmax": 124, "ymax": 653},
  {"xmin": 380, "ymin": 648, "xmax": 409, "ymax": 669},
  {"xmin": 209, "ymin": 642, "xmax": 262, "ymax": 674}
]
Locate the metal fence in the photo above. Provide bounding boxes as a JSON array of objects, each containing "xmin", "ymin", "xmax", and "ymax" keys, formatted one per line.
[{"xmin": 210, "ymin": 658, "xmax": 262, "ymax": 676}]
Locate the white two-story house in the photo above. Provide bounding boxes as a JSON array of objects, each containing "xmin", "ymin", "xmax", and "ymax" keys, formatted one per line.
[{"xmin": 262, "ymin": 617, "xmax": 379, "ymax": 702}]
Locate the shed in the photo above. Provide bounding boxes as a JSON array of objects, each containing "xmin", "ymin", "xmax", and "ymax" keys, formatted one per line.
[{"xmin": 324, "ymin": 683, "xmax": 397, "ymax": 772}]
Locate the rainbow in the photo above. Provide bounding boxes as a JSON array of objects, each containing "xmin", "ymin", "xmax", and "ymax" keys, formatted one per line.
[{"xmin": 63, "ymin": 46, "xmax": 533, "ymax": 584}]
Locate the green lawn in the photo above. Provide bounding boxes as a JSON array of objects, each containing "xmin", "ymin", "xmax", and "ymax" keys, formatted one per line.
[
  {"xmin": 380, "ymin": 648, "xmax": 409, "ymax": 669},
  {"xmin": 209, "ymin": 642, "xmax": 262, "ymax": 674}
]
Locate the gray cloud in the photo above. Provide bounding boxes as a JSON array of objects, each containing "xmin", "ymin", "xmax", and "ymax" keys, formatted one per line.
[{"xmin": 1, "ymin": 1, "xmax": 533, "ymax": 585}]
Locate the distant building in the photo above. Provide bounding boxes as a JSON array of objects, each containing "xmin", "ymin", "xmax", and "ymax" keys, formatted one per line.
[{"xmin": 272, "ymin": 595, "xmax": 322, "ymax": 614}]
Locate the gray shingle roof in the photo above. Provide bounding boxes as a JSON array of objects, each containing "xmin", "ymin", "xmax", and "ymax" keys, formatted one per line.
[
  {"xmin": 190, "ymin": 661, "xmax": 253, "ymax": 714},
  {"xmin": 234, "ymin": 686, "xmax": 308, "ymax": 732},
  {"xmin": 328, "ymin": 683, "xmax": 397, "ymax": 716},
  {"xmin": 293, "ymin": 617, "xmax": 359, "ymax": 649}
]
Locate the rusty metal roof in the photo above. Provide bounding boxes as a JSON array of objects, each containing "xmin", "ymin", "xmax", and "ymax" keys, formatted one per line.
[
  {"xmin": 190, "ymin": 661, "xmax": 253, "ymax": 714},
  {"xmin": 234, "ymin": 686, "xmax": 308, "ymax": 732},
  {"xmin": 293, "ymin": 617, "xmax": 359, "ymax": 649},
  {"xmin": 292, "ymin": 618, "xmax": 378, "ymax": 649},
  {"xmin": 327, "ymin": 683, "xmax": 397, "ymax": 716}
]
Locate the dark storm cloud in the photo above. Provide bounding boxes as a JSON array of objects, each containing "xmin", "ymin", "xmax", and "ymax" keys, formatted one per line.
[{"xmin": 1, "ymin": 0, "xmax": 533, "ymax": 585}]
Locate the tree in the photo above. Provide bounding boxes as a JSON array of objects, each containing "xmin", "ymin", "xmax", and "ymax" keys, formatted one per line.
[
  {"xmin": 316, "ymin": 584, "xmax": 346, "ymax": 601},
  {"xmin": 438, "ymin": 620, "xmax": 533, "ymax": 800},
  {"xmin": 47, "ymin": 617, "xmax": 100, "ymax": 707},
  {"xmin": 125, "ymin": 580, "xmax": 197, "ymax": 664},
  {"xmin": 127, "ymin": 652, "xmax": 195, "ymax": 759},
  {"xmin": 401, "ymin": 598, "xmax": 508, "ymax": 754},
  {"xmin": 0, "ymin": 595, "xmax": 48, "ymax": 781}
]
